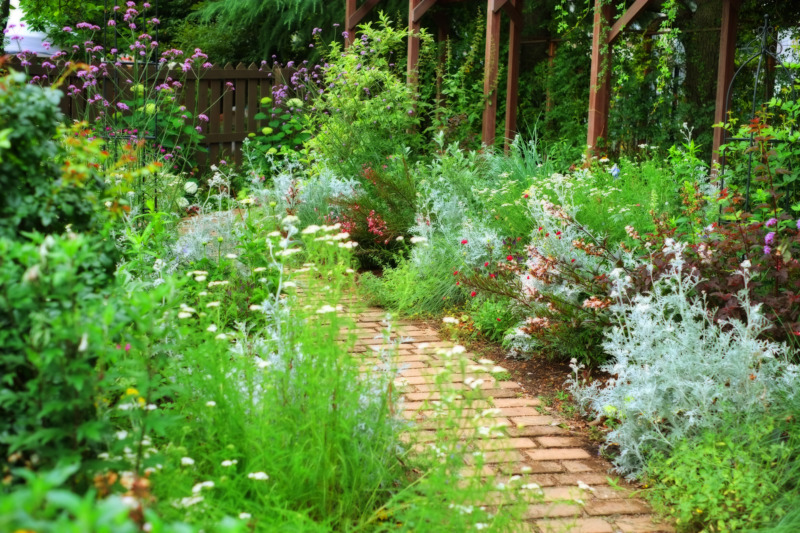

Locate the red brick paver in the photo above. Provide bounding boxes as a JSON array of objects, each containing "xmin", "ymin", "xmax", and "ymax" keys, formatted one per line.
[{"xmin": 345, "ymin": 303, "xmax": 673, "ymax": 533}]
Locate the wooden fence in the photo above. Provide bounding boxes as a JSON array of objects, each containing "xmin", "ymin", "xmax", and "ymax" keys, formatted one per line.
[{"xmin": 14, "ymin": 59, "xmax": 296, "ymax": 168}]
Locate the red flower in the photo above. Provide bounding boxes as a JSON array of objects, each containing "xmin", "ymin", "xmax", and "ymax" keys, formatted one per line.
[
  {"xmin": 523, "ymin": 194, "xmax": 529, "ymax": 199},
  {"xmin": 496, "ymin": 318, "xmax": 501, "ymax": 322},
  {"xmin": 556, "ymin": 231, "xmax": 561, "ymax": 236},
  {"xmin": 461, "ymin": 239, "xmax": 468, "ymax": 244},
  {"xmin": 538, "ymin": 226, "xmax": 543, "ymax": 232},
  {"xmin": 456, "ymin": 281, "xmax": 460, "ymax": 285},
  {"xmin": 453, "ymin": 271, "xmax": 459, "ymax": 276},
  {"xmin": 489, "ymin": 273, "xmax": 496, "ymax": 278},
  {"xmin": 571, "ymin": 258, "xmax": 576, "ymax": 263},
  {"xmin": 506, "ymin": 255, "xmax": 513, "ymax": 261},
  {"xmin": 545, "ymin": 233, "xmax": 550, "ymax": 237},
  {"xmin": 484, "ymin": 261, "xmax": 489, "ymax": 267},
  {"xmin": 470, "ymin": 291, "xmax": 477, "ymax": 297}
]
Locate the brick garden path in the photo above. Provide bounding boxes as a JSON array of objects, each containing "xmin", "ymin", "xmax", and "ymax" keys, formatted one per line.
[{"xmin": 340, "ymin": 294, "xmax": 673, "ymax": 533}]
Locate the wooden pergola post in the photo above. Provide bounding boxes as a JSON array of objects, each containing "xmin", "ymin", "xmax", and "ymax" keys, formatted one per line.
[
  {"xmin": 345, "ymin": 0, "xmax": 383, "ymax": 49},
  {"xmin": 408, "ymin": 0, "xmax": 423, "ymax": 85},
  {"xmin": 482, "ymin": 0, "xmax": 524, "ymax": 148},
  {"xmin": 482, "ymin": 2, "xmax": 502, "ymax": 145},
  {"xmin": 586, "ymin": 0, "xmax": 653, "ymax": 155},
  {"xmin": 712, "ymin": 0, "xmax": 741, "ymax": 166},
  {"xmin": 545, "ymin": 40, "xmax": 557, "ymax": 114},
  {"xmin": 586, "ymin": 0, "xmax": 613, "ymax": 154},
  {"xmin": 504, "ymin": 0, "xmax": 523, "ymax": 149},
  {"xmin": 407, "ymin": 0, "xmax": 439, "ymax": 85}
]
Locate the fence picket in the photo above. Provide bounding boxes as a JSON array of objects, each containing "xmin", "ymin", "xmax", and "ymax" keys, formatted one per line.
[
  {"xmin": 234, "ymin": 63, "xmax": 247, "ymax": 166},
  {"xmin": 5, "ymin": 59, "xmax": 298, "ymax": 171},
  {"xmin": 247, "ymin": 63, "xmax": 259, "ymax": 139}
]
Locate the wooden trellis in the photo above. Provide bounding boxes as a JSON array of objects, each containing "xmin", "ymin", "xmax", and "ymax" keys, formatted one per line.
[
  {"xmin": 345, "ymin": 0, "xmax": 524, "ymax": 149},
  {"xmin": 346, "ymin": 0, "xmax": 746, "ymax": 162},
  {"xmin": 586, "ymin": 0, "xmax": 742, "ymax": 163}
]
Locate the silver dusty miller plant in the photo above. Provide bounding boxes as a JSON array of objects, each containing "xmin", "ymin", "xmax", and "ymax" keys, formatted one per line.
[{"xmin": 568, "ymin": 240, "xmax": 799, "ymax": 477}]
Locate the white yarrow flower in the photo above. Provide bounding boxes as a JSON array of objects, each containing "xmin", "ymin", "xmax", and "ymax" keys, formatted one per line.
[
  {"xmin": 192, "ymin": 481, "xmax": 214, "ymax": 493},
  {"xmin": 180, "ymin": 457, "xmax": 195, "ymax": 466},
  {"xmin": 316, "ymin": 305, "xmax": 342, "ymax": 314},
  {"xmin": 247, "ymin": 471, "xmax": 269, "ymax": 480}
]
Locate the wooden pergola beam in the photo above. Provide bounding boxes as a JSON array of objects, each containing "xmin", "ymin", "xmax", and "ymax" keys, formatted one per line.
[
  {"xmin": 498, "ymin": 0, "xmax": 522, "ymax": 27},
  {"xmin": 712, "ymin": 0, "xmax": 741, "ymax": 166},
  {"xmin": 345, "ymin": 0, "xmax": 383, "ymax": 48},
  {"xmin": 586, "ymin": 0, "xmax": 613, "ymax": 153},
  {"xmin": 606, "ymin": 0, "xmax": 653, "ymax": 45},
  {"xmin": 412, "ymin": 0, "xmax": 438, "ymax": 22}
]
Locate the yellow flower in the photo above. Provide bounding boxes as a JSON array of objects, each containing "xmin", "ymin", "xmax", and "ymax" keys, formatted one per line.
[{"xmin": 125, "ymin": 387, "xmax": 140, "ymax": 396}]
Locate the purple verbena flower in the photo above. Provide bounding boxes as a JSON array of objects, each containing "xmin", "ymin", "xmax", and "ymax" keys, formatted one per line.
[{"xmin": 766, "ymin": 217, "xmax": 777, "ymax": 227}]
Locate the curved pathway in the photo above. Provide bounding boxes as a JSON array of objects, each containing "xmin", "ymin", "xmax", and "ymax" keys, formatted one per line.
[{"xmin": 343, "ymin": 297, "xmax": 673, "ymax": 533}]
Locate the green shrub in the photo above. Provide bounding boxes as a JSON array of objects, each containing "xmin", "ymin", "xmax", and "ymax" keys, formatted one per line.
[
  {"xmin": 0, "ymin": 233, "xmax": 118, "ymax": 467},
  {"xmin": 0, "ymin": 71, "xmax": 108, "ymax": 238},
  {"xmin": 646, "ymin": 401, "xmax": 800, "ymax": 532},
  {"xmin": 468, "ymin": 297, "xmax": 517, "ymax": 343}
]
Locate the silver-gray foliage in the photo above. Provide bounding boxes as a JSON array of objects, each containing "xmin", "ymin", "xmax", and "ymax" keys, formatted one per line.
[{"xmin": 569, "ymin": 241, "xmax": 799, "ymax": 477}]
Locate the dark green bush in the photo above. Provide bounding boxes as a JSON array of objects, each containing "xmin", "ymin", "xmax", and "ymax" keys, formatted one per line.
[
  {"xmin": 0, "ymin": 70, "xmax": 107, "ymax": 239},
  {"xmin": 0, "ymin": 233, "xmax": 119, "ymax": 467}
]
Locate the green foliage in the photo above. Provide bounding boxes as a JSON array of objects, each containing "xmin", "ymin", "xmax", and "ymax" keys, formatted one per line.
[
  {"xmin": 423, "ymin": 13, "xmax": 486, "ymax": 149},
  {"xmin": 368, "ymin": 244, "xmax": 464, "ymax": 316},
  {"xmin": 646, "ymin": 402, "xmax": 800, "ymax": 532},
  {"xmin": 309, "ymin": 15, "xmax": 424, "ymax": 176},
  {"xmin": 468, "ymin": 297, "xmax": 516, "ymax": 343},
  {"xmin": 0, "ymin": 463, "xmax": 242, "ymax": 532},
  {"xmin": 0, "ymin": 71, "xmax": 108, "ymax": 238},
  {"xmin": 248, "ymin": 96, "xmax": 312, "ymax": 158},
  {"xmin": 0, "ymin": 233, "xmax": 118, "ymax": 466},
  {"xmin": 188, "ymin": 0, "xmax": 406, "ymax": 64}
]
